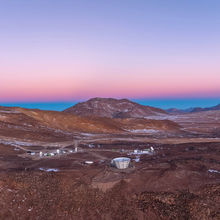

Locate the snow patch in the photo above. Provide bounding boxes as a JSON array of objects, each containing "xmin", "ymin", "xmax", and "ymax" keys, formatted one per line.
[
  {"xmin": 208, "ymin": 169, "xmax": 220, "ymax": 174},
  {"xmin": 81, "ymin": 133, "xmax": 95, "ymax": 136},
  {"xmin": 7, "ymin": 189, "xmax": 13, "ymax": 192},
  {"xmin": 39, "ymin": 168, "xmax": 59, "ymax": 172},
  {"xmin": 0, "ymin": 110, "xmax": 19, "ymax": 113},
  {"xmin": 128, "ymin": 129, "xmax": 159, "ymax": 133},
  {"xmin": 133, "ymin": 156, "xmax": 140, "ymax": 162}
]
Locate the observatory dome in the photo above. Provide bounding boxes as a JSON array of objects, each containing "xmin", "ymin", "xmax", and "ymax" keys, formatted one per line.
[{"xmin": 111, "ymin": 157, "xmax": 131, "ymax": 169}]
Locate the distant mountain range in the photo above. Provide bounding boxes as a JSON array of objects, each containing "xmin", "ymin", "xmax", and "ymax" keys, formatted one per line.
[
  {"xmin": 63, "ymin": 97, "xmax": 167, "ymax": 118},
  {"xmin": 165, "ymin": 104, "xmax": 220, "ymax": 114},
  {"xmin": 190, "ymin": 104, "xmax": 220, "ymax": 113}
]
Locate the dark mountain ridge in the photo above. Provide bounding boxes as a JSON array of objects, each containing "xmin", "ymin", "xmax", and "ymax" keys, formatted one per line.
[
  {"xmin": 165, "ymin": 103, "xmax": 220, "ymax": 114},
  {"xmin": 191, "ymin": 103, "xmax": 220, "ymax": 113}
]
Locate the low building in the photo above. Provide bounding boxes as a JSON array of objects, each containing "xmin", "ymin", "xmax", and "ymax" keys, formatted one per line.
[
  {"xmin": 134, "ymin": 150, "xmax": 143, "ymax": 154},
  {"xmin": 142, "ymin": 149, "xmax": 149, "ymax": 154}
]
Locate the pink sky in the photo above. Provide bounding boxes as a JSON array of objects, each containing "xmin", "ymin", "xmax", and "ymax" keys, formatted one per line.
[{"xmin": 1, "ymin": 61, "xmax": 220, "ymax": 102}]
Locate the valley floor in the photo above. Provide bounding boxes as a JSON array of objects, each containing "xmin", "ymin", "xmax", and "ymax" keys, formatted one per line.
[{"xmin": 1, "ymin": 138, "xmax": 220, "ymax": 219}]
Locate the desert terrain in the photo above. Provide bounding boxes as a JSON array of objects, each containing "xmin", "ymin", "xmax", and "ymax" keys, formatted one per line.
[{"xmin": 1, "ymin": 98, "xmax": 220, "ymax": 219}]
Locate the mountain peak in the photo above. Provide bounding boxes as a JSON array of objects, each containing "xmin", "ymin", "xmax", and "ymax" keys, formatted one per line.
[
  {"xmin": 63, "ymin": 98, "xmax": 166, "ymax": 118},
  {"xmin": 87, "ymin": 97, "xmax": 131, "ymax": 103}
]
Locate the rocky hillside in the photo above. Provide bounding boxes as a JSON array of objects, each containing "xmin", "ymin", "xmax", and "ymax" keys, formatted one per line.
[
  {"xmin": 63, "ymin": 98, "xmax": 167, "ymax": 118},
  {"xmin": 0, "ymin": 106, "xmax": 180, "ymax": 141}
]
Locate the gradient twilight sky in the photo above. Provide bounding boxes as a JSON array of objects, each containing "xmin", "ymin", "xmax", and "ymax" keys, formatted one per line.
[{"xmin": 0, "ymin": 0, "xmax": 220, "ymax": 110}]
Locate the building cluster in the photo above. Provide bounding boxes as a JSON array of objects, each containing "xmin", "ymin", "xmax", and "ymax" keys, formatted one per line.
[
  {"xmin": 27, "ymin": 147, "xmax": 78, "ymax": 157},
  {"xmin": 26, "ymin": 145, "xmax": 155, "ymax": 170},
  {"xmin": 134, "ymin": 146, "xmax": 154, "ymax": 154}
]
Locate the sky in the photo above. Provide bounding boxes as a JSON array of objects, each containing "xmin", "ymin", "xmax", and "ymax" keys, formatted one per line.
[{"xmin": 0, "ymin": 0, "xmax": 220, "ymax": 110}]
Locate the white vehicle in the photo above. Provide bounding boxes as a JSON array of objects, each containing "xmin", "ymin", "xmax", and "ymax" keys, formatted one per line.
[{"xmin": 85, "ymin": 161, "xmax": 93, "ymax": 164}]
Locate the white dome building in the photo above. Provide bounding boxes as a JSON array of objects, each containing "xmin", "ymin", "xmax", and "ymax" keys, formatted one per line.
[{"xmin": 111, "ymin": 157, "xmax": 131, "ymax": 169}]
